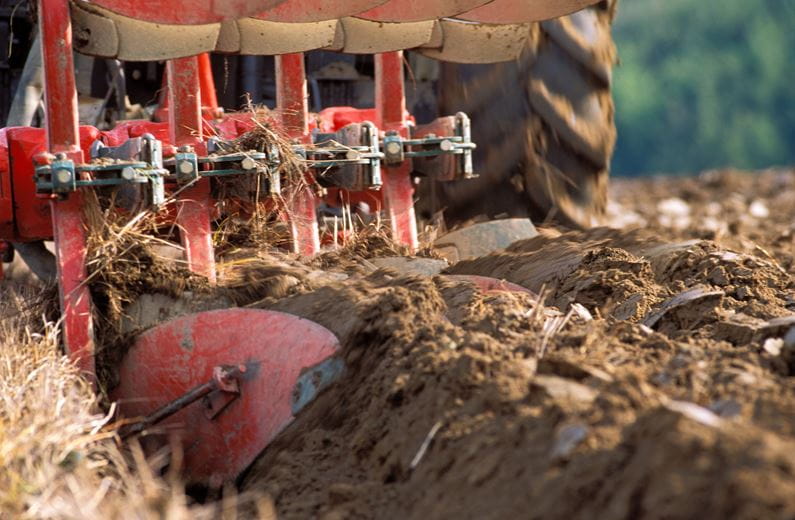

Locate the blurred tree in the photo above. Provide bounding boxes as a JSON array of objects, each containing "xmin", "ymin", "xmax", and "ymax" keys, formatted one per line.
[{"xmin": 612, "ymin": 0, "xmax": 795, "ymax": 175}]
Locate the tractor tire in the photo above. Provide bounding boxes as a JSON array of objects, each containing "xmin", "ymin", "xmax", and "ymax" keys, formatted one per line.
[{"xmin": 424, "ymin": 1, "xmax": 617, "ymax": 229}]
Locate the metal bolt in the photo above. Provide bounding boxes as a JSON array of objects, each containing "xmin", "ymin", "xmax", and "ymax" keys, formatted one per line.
[
  {"xmin": 55, "ymin": 168, "xmax": 72, "ymax": 184},
  {"xmin": 177, "ymin": 145, "xmax": 194, "ymax": 153},
  {"xmin": 240, "ymin": 157, "xmax": 257, "ymax": 170},
  {"xmin": 55, "ymin": 152, "xmax": 67, "ymax": 161},
  {"xmin": 178, "ymin": 161, "xmax": 194, "ymax": 175},
  {"xmin": 121, "ymin": 166, "xmax": 136, "ymax": 180},
  {"xmin": 385, "ymin": 141, "xmax": 402, "ymax": 156},
  {"xmin": 346, "ymin": 150, "xmax": 361, "ymax": 161},
  {"xmin": 440, "ymin": 139, "xmax": 454, "ymax": 152}
]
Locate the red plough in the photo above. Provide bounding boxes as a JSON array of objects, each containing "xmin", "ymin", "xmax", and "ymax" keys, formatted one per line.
[{"xmin": 0, "ymin": 0, "xmax": 602, "ymax": 483}]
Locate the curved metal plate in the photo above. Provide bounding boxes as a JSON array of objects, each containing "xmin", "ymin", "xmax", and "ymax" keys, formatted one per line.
[
  {"xmin": 337, "ymin": 17, "xmax": 435, "ymax": 53},
  {"xmin": 71, "ymin": 2, "xmax": 119, "ymax": 58},
  {"xmin": 358, "ymin": 0, "xmax": 492, "ymax": 22},
  {"xmin": 458, "ymin": 0, "xmax": 603, "ymax": 23},
  {"xmin": 418, "ymin": 20, "xmax": 530, "ymax": 64},
  {"xmin": 112, "ymin": 308, "xmax": 341, "ymax": 483},
  {"xmin": 434, "ymin": 218, "xmax": 538, "ymax": 262},
  {"xmin": 86, "ymin": 0, "xmax": 289, "ymax": 24},
  {"xmin": 254, "ymin": 0, "xmax": 388, "ymax": 22},
  {"xmin": 74, "ymin": 4, "xmax": 219, "ymax": 60},
  {"xmin": 217, "ymin": 18, "xmax": 339, "ymax": 54}
]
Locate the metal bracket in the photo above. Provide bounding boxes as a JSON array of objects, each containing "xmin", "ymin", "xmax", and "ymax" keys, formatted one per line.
[
  {"xmin": 50, "ymin": 158, "xmax": 77, "ymax": 194},
  {"xmin": 383, "ymin": 130, "xmax": 405, "ymax": 166},
  {"xmin": 120, "ymin": 364, "xmax": 246, "ymax": 438}
]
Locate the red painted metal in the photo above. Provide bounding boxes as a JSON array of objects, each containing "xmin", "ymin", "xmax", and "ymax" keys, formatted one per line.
[
  {"xmin": 9, "ymin": 128, "xmax": 52, "ymax": 240},
  {"xmin": 375, "ymin": 52, "xmax": 418, "ymax": 251},
  {"xmin": 445, "ymin": 275, "xmax": 537, "ymax": 297},
  {"xmin": 0, "ymin": 129, "xmax": 15, "ymax": 239},
  {"xmin": 317, "ymin": 107, "xmax": 379, "ymax": 133},
  {"xmin": 167, "ymin": 58, "xmax": 203, "ymax": 146},
  {"xmin": 50, "ymin": 191, "xmax": 95, "ymax": 378},
  {"xmin": 275, "ymin": 54, "xmax": 310, "ymax": 139},
  {"xmin": 167, "ymin": 57, "xmax": 217, "ymax": 282},
  {"xmin": 88, "ymin": 0, "xmax": 289, "ymax": 25},
  {"xmin": 38, "ymin": 0, "xmax": 94, "ymax": 380},
  {"xmin": 112, "ymin": 308, "xmax": 340, "ymax": 483},
  {"xmin": 275, "ymin": 53, "xmax": 320, "ymax": 256},
  {"xmin": 197, "ymin": 53, "xmax": 221, "ymax": 119},
  {"xmin": 3, "ymin": 126, "xmax": 101, "ymax": 242},
  {"xmin": 255, "ymin": 0, "xmax": 387, "ymax": 22},
  {"xmin": 459, "ymin": 0, "xmax": 602, "ymax": 23},
  {"xmin": 40, "ymin": 0, "xmax": 79, "ymax": 154},
  {"xmin": 359, "ymin": 0, "xmax": 492, "ymax": 22}
]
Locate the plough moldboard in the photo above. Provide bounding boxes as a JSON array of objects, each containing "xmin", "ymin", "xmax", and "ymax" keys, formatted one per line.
[{"xmin": 0, "ymin": 0, "xmax": 600, "ymax": 483}]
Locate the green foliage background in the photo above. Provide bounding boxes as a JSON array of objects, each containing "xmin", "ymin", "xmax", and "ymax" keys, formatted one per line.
[{"xmin": 611, "ymin": 0, "xmax": 795, "ymax": 176}]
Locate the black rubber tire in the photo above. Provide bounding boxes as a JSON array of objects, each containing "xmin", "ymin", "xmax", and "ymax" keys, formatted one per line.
[{"xmin": 422, "ymin": 1, "xmax": 617, "ymax": 229}]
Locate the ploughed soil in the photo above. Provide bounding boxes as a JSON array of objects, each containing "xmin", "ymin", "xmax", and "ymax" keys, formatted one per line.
[
  {"xmin": 83, "ymin": 169, "xmax": 795, "ymax": 518},
  {"xmin": 232, "ymin": 169, "xmax": 795, "ymax": 519}
]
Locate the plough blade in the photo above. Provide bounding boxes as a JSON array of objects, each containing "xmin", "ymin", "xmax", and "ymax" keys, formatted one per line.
[
  {"xmin": 417, "ymin": 19, "xmax": 530, "ymax": 64},
  {"xmin": 112, "ymin": 309, "xmax": 341, "ymax": 483},
  {"xmin": 435, "ymin": 218, "xmax": 539, "ymax": 262}
]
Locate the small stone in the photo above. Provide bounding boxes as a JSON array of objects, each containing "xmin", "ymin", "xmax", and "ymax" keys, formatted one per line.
[
  {"xmin": 734, "ymin": 287, "xmax": 751, "ymax": 301},
  {"xmin": 732, "ymin": 267, "xmax": 754, "ymax": 277},
  {"xmin": 551, "ymin": 424, "xmax": 589, "ymax": 459},
  {"xmin": 709, "ymin": 399, "xmax": 742, "ymax": 418},
  {"xmin": 715, "ymin": 313, "xmax": 766, "ymax": 344},
  {"xmin": 327, "ymin": 483, "xmax": 360, "ymax": 505},
  {"xmin": 736, "ymin": 372, "xmax": 757, "ymax": 386},
  {"xmin": 665, "ymin": 400, "xmax": 723, "ymax": 428},
  {"xmin": 570, "ymin": 303, "xmax": 593, "ymax": 322},
  {"xmin": 657, "ymin": 197, "xmax": 691, "ymax": 220},
  {"xmin": 785, "ymin": 326, "xmax": 795, "ymax": 350},
  {"xmin": 759, "ymin": 316, "xmax": 795, "ymax": 340},
  {"xmin": 707, "ymin": 266, "xmax": 729, "ymax": 286},
  {"xmin": 651, "ymin": 372, "xmax": 672, "ymax": 386},
  {"xmin": 749, "ymin": 200, "xmax": 770, "ymax": 219},
  {"xmin": 531, "ymin": 375, "xmax": 597, "ymax": 404},
  {"xmin": 763, "ymin": 337, "xmax": 784, "ymax": 356}
]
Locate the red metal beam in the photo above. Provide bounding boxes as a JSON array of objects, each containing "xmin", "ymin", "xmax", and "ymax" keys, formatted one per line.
[
  {"xmin": 39, "ymin": 0, "xmax": 95, "ymax": 380},
  {"xmin": 375, "ymin": 52, "xmax": 418, "ymax": 251},
  {"xmin": 197, "ymin": 53, "xmax": 221, "ymax": 118},
  {"xmin": 275, "ymin": 53, "xmax": 320, "ymax": 256},
  {"xmin": 167, "ymin": 57, "xmax": 217, "ymax": 282}
]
